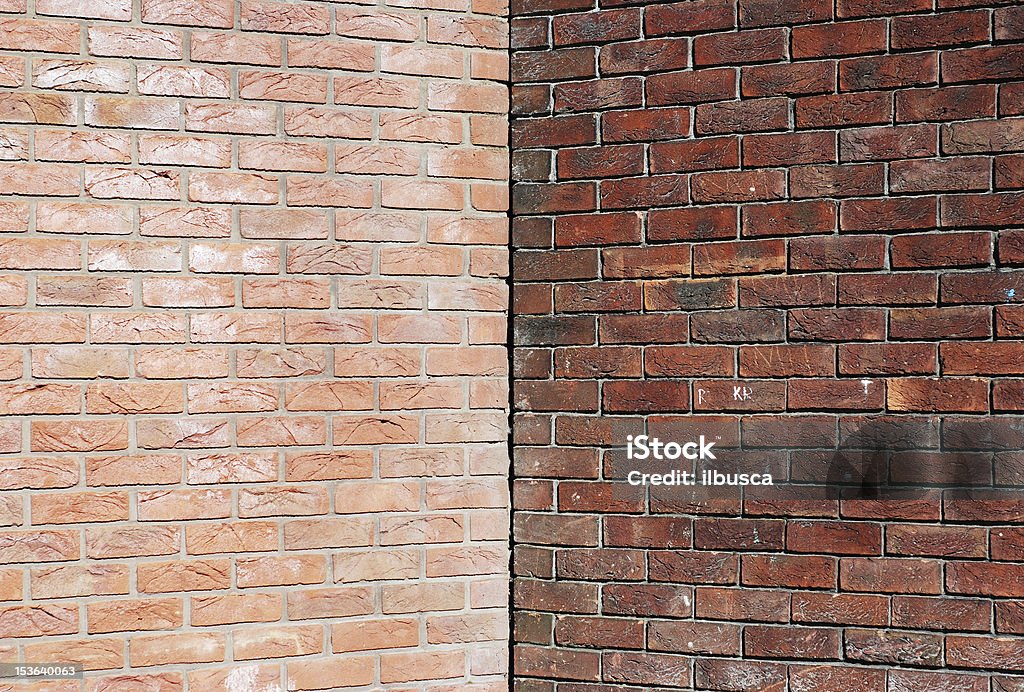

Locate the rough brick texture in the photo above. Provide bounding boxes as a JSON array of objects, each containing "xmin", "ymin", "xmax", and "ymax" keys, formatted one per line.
[
  {"xmin": 512, "ymin": 0, "xmax": 1024, "ymax": 689},
  {"xmin": 0, "ymin": 0, "xmax": 509, "ymax": 688}
]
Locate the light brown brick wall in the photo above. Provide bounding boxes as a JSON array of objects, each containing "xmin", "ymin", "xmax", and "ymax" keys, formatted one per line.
[{"xmin": 0, "ymin": 0, "xmax": 509, "ymax": 688}]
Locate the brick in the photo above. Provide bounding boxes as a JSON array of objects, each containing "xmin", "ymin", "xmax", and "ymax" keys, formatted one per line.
[
  {"xmin": 841, "ymin": 557, "xmax": 942, "ymax": 595},
  {"xmin": 790, "ymin": 307, "xmax": 885, "ymax": 341},
  {"xmin": 696, "ymin": 659, "xmax": 786, "ymax": 691},
  {"xmin": 0, "ymin": 604, "xmax": 78, "ymax": 637},
  {"xmin": 841, "ymin": 124, "xmax": 938, "ymax": 161},
  {"xmin": 792, "ymin": 19, "xmax": 886, "ymax": 58},
  {"xmin": 645, "ymin": 0, "xmax": 735, "ymax": 36},
  {"xmin": 88, "ymin": 598, "xmax": 181, "ymax": 634},
  {"xmin": 0, "ymin": 18, "xmax": 79, "ymax": 53},
  {"xmin": 137, "ymin": 64, "xmax": 229, "ymax": 98},
  {"xmin": 898, "ymin": 84, "xmax": 996, "ymax": 123},
  {"xmin": 382, "ymin": 45, "xmax": 462, "ymax": 78},
  {"xmin": 847, "ymin": 626, "xmax": 942, "ymax": 663},
  {"xmin": 185, "ymin": 102, "xmax": 276, "ymax": 135},
  {"xmin": 187, "ymin": 667, "xmax": 278, "ymax": 691},
  {"xmin": 646, "ymin": 67, "xmax": 737, "ymax": 106},
  {"xmin": 601, "ymin": 174, "xmax": 689, "ymax": 209},
  {"xmin": 788, "ymin": 378, "xmax": 883, "ymax": 411},
  {"xmin": 890, "ymin": 157, "xmax": 991, "ymax": 193},
  {"xmin": 600, "ymin": 39, "xmax": 690, "ymax": 75},
  {"xmin": 792, "ymin": 592, "xmax": 888, "ymax": 626},
  {"xmin": 693, "ymin": 239, "xmax": 785, "ymax": 275},
  {"xmin": 553, "ymin": 8, "xmax": 639, "ymax": 45},
  {"xmin": 695, "ymin": 28, "xmax": 786, "ymax": 68},
  {"xmin": 190, "ymin": 171, "xmax": 277, "ymax": 204},
  {"xmin": 603, "ymin": 245, "xmax": 691, "ymax": 279},
  {"xmin": 745, "ymin": 63, "xmax": 836, "ymax": 102},
  {"xmin": 944, "ymin": 118, "xmax": 1024, "ymax": 155},
  {"xmin": 141, "ymin": 0, "xmax": 233, "ymax": 27},
  {"xmin": 137, "ymin": 558, "xmax": 230, "ymax": 594},
  {"xmin": 692, "ymin": 170, "xmax": 786, "ymax": 203},
  {"xmin": 948, "ymin": 636, "xmax": 1024, "ymax": 670},
  {"xmin": 795, "ymin": 92, "xmax": 892, "ymax": 129},
  {"xmin": 900, "ymin": 231, "xmax": 993, "ymax": 268},
  {"xmin": 88, "ymin": 26, "xmax": 183, "ymax": 59},
  {"xmin": 514, "ymin": 182, "xmax": 595, "ymax": 214},
  {"xmin": 841, "ymin": 196, "xmax": 937, "ymax": 231},
  {"xmin": 86, "ymin": 167, "xmax": 180, "ymax": 200},
  {"xmin": 692, "ymin": 309, "xmax": 785, "ymax": 343},
  {"xmin": 746, "ymin": 625, "xmax": 840, "ymax": 659},
  {"xmin": 893, "ymin": 595, "xmax": 990, "ymax": 632},
  {"xmin": 741, "ymin": 274, "xmax": 835, "ymax": 307},
  {"xmin": 997, "ymin": 155, "xmax": 1024, "ymax": 190},
  {"xmin": 893, "ymin": 10, "xmax": 990, "ymax": 50},
  {"xmin": 742, "ymin": 200, "xmax": 836, "ymax": 238},
  {"xmin": 650, "ymin": 136, "xmax": 738, "ymax": 173},
  {"xmin": 557, "ymin": 144, "xmax": 643, "ymax": 179},
  {"xmin": 332, "ymin": 75, "xmax": 419, "ymax": 109},
  {"xmin": 695, "ymin": 587, "xmax": 789, "ymax": 623},
  {"xmin": 240, "ymin": 0, "xmax": 328, "ymax": 34},
  {"xmin": 513, "ymin": 46, "xmax": 595, "ymax": 83},
  {"xmin": 191, "ymin": 30, "xmax": 280, "ymax": 65},
  {"xmin": 33, "ymin": 59, "xmax": 131, "ymax": 93},
  {"xmin": 742, "ymin": 554, "xmax": 836, "ymax": 589},
  {"xmin": 131, "ymin": 632, "xmax": 225, "ymax": 666},
  {"xmin": 788, "ymin": 520, "xmax": 881, "ymax": 555},
  {"xmin": 790, "ymin": 235, "xmax": 885, "ymax": 271},
  {"xmin": 997, "ymin": 6, "xmax": 1024, "ymax": 40},
  {"xmin": 191, "ymin": 594, "xmax": 281, "ymax": 627},
  {"xmin": 37, "ymin": 0, "xmax": 129, "ymax": 20},
  {"xmin": 792, "ymin": 666, "xmax": 885, "ymax": 692},
  {"xmin": 943, "ymin": 45, "xmax": 1024, "ymax": 83},
  {"xmin": 695, "ymin": 96, "xmax": 789, "ymax": 134},
  {"xmin": 514, "ymin": 113, "xmax": 596, "ymax": 148},
  {"xmin": 837, "ymin": 0, "xmax": 930, "ymax": 18}
]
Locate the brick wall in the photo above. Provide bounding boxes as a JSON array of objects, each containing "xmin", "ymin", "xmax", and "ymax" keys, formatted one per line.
[
  {"xmin": 0, "ymin": 0, "xmax": 510, "ymax": 688},
  {"xmin": 511, "ymin": 0, "xmax": 1024, "ymax": 689}
]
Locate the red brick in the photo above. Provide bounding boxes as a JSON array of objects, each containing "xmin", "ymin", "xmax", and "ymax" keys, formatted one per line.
[
  {"xmin": 692, "ymin": 169, "xmax": 786, "ymax": 203},
  {"xmin": 892, "ymin": 10, "xmax": 990, "ymax": 50},
  {"xmin": 841, "ymin": 196, "xmax": 937, "ymax": 231},
  {"xmin": 603, "ymin": 107, "xmax": 691, "ymax": 143},
  {"xmin": 648, "ymin": 206, "xmax": 738, "ymax": 242},
  {"xmin": 552, "ymin": 8, "xmax": 639, "ymax": 46},
  {"xmin": 943, "ymin": 45, "xmax": 1024, "ymax": 83},
  {"xmin": 693, "ymin": 28, "xmax": 787, "ymax": 67},
  {"xmin": 792, "ymin": 19, "xmax": 886, "ymax": 59},
  {"xmin": 600, "ymin": 39, "xmax": 690, "ymax": 75},
  {"xmin": 792, "ymin": 593, "xmax": 888, "ymax": 628},
  {"xmin": 845, "ymin": 627, "xmax": 942, "ymax": 666},
  {"xmin": 741, "ymin": 198, "xmax": 835, "ymax": 236},
  {"xmin": 891, "ymin": 157, "xmax": 991, "ymax": 193},
  {"xmin": 788, "ymin": 520, "xmax": 881, "ymax": 555},
  {"xmin": 646, "ymin": 67, "xmax": 737, "ymax": 106},
  {"xmin": 650, "ymin": 135, "xmax": 739, "ymax": 173},
  {"xmin": 897, "ymin": 84, "xmax": 997, "ymax": 122},
  {"xmin": 645, "ymin": 0, "xmax": 735, "ymax": 37},
  {"xmin": 795, "ymin": 91, "xmax": 892, "ymax": 129},
  {"xmin": 790, "ymin": 235, "xmax": 885, "ymax": 271},
  {"xmin": 695, "ymin": 96, "xmax": 789, "ymax": 135},
  {"xmin": 791, "ymin": 163, "xmax": 885, "ymax": 198},
  {"xmin": 837, "ymin": 0, "xmax": 930, "ymax": 19},
  {"xmin": 741, "ymin": 274, "xmax": 835, "ymax": 307}
]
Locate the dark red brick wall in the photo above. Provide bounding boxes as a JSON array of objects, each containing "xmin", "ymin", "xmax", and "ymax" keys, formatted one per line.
[{"xmin": 510, "ymin": 0, "xmax": 1024, "ymax": 689}]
